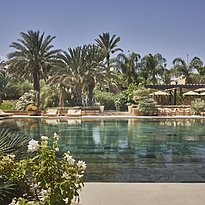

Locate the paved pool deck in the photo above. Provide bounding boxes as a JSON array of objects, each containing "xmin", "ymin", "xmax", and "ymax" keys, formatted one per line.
[
  {"xmin": 78, "ymin": 183, "xmax": 205, "ymax": 205},
  {"xmin": 2, "ymin": 113, "xmax": 205, "ymax": 119}
]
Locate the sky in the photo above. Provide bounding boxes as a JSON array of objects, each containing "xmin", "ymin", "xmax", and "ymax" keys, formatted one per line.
[{"xmin": 1, "ymin": 0, "xmax": 205, "ymax": 68}]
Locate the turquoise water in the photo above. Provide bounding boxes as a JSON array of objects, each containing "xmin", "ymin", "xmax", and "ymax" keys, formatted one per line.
[{"xmin": 1, "ymin": 118, "xmax": 205, "ymax": 182}]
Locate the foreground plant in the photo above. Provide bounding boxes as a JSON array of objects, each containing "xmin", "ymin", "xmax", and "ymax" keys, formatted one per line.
[{"xmin": 0, "ymin": 133, "xmax": 86, "ymax": 205}]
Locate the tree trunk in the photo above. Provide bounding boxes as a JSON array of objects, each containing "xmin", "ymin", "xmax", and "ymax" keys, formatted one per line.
[
  {"xmin": 107, "ymin": 54, "xmax": 110, "ymax": 68},
  {"xmin": 33, "ymin": 71, "xmax": 40, "ymax": 109},
  {"xmin": 74, "ymin": 85, "xmax": 83, "ymax": 106},
  {"xmin": 87, "ymin": 79, "xmax": 95, "ymax": 106},
  {"xmin": 59, "ymin": 89, "xmax": 65, "ymax": 108},
  {"xmin": 107, "ymin": 54, "xmax": 111, "ymax": 92}
]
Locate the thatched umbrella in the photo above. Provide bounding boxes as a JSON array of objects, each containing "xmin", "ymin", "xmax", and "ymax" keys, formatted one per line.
[
  {"xmin": 183, "ymin": 91, "xmax": 200, "ymax": 96},
  {"xmin": 183, "ymin": 91, "xmax": 200, "ymax": 105},
  {"xmin": 200, "ymin": 92, "xmax": 205, "ymax": 96},
  {"xmin": 150, "ymin": 90, "xmax": 170, "ymax": 105},
  {"xmin": 194, "ymin": 88, "xmax": 205, "ymax": 92},
  {"xmin": 150, "ymin": 91, "xmax": 170, "ymax": 96}
]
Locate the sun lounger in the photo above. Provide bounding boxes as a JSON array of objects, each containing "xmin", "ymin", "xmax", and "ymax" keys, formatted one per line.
[
  {"xmin": 0, "ymin": 109, "xmax": 13, "ymax": 117},
  {"xmin": 43, "ymin": 108, "xmax": 59, "ymax": 116},
  {"xmin": 65, "ymin": 109, "xmax": 82, "ymax": 117}
]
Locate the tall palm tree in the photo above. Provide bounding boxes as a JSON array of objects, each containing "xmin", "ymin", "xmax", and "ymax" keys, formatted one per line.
[
  {"xmin": 139, "ymin": 53, "xmax": 167, "ymax": 85},
  {"xmin": 95, "ymin": 33, "xmax": 123, "ymax": 92},
  {"xmin": 190, "ymin": 57, "xmax": 204, "ymax": 78},
  {"xmin": 172, "ymin": 56, "xmax": 203, "ymax": 83},
  {"xmin": 83, "ymin": 44, "xmax": 107, "ymax": 105},
  {"xmin": 49, "ymin": 45, "xmax": 108, "ymax": 106},
  {"xmin": 162, "ymin": 68, "xmax": 172, "ymax": 84},
  {"xmin": 95, "ymin": 32, "xmax": 123, "ymax": 68},
  {"xmin": 116, "ymin": 52, "xmax": 141, "ymax": 86},
  {"xmin": 0, "ymin": 60, "xmax": 7, "ymax": 104},
  {"xmin": 7, "ymin": 30, "xmax": 60, "ymax": 109},
  {"xmin": 49, "ymin": 46, "xmax": 87, "ymax": 106}
]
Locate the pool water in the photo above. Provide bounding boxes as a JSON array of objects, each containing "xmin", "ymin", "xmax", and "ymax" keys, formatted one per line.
[{"xmin": 1, "ymin": 118, "xmax": 205, "ymax": 182}]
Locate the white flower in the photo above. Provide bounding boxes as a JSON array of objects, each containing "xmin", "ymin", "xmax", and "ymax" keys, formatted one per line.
[
  {"xmin": 66, "ymin": 155, "xmax": 75, "ymax": 165},
  {"xmin": 53, "ymin": 132, "xmax": 59, "ymax": 140},
  {"xmin": 39, "ymin": 189, "xmax": 48, "ymax": 201},
  {"xmin": 27, "ymin": 139, "xmax": 39, "ymax": 152},
  {"xmin": 9, "ymin": 198, "xmax": 18, "ymax": 205},
  {"xmin": 64, "ymin": 153, "xmax": 75, "ymax": 165},
  {"xmin": 41, "ymin": 136, "xmax": 48, "ymax": 141},
  {"xmin": 54, "ymin": 147, "xmax": 59, "ymax": 152},
  {"xmin": 76, "ymin": 174, "xmax": 83, "ymax": 179},
  {"xmin": 41, "ymin": 136, "xmax": 48, "ymax": 146},
  {"xmin": 63, "ymin": 198, "xmax": 69, "ymax": 204},
  {"xmin": 8, "ymin": 154, "xmax": 15, "ymax": 159},
  {"xmin": 77, "ymin": 160, "xmax": 86, "ymax": 170},
  {"xmin": 62, "ymin": 172, "xmax": 71, "ymax": 179},
  {"xmin": 2, "ymin": 155, "xmax": 15, "ymax": 163}
]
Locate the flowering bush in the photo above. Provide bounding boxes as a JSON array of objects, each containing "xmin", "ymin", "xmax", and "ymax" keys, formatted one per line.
[
  {"xmin": 15, "ymin": 90, "xmax": 37, "ymax": 110},
  {"xmin": 0, "ymin": 133, "xmax": 86, "ymax": 205},
  {"xmin": 191, "ymin": 98, "xmax": 205, "ymax": 115}
]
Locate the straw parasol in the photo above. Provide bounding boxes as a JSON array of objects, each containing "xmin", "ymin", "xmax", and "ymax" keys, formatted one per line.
[
  {"xmin": 183, "ymin": 91, "xmax": 200, "ymax": 96},
  {"xmin": 194, "ymin": 88, "xmax": 205, "ymax": 92},
  {"xmin": 150, "ymin": 91, "xmax": 170, "ymax": 96},
  {"xmin": 200, "ymin": 92, "xmax": 205, "ymax": 96}
]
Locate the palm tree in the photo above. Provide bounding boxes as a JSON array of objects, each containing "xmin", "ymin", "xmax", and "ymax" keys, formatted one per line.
[
  {"xmin": 190, "ymin": 57, "xmax": 205, "ymax": 82},
  {"xmin": 49, "ymin": 45, "xmax": 108, "ymax": 106},
  {"xmin": 83, "ymin": 44, "xmax": 107, "ymax": 105},
  {"xmin": 0, "ymin": 61, "xmax": 7, "ymax": 104},
  {"xmin": 116, "ymin": 52, "xmax": 141, "ymax": 86},
  {"xmin": 49, "ymin": 45, "xmax": 91, "ymax": 106},
  {"xmin": 140, "ymin": 53, "xmax": 167, "ymax": 85},
  {"xmin": 95, "ymin": 32, "xmax": 123, "ymax": 92},
  {"xmin": 162, "ymin": 68, "xmax": 172, "ymax": 84},
  {"xmin": 49, "ymin": 46, "xmax": 87, "ymax": 106},
  {"xmin": 172, "ymin": 56, "xmax": 203, "ymax": 83},
  {"xmin": 95, "ymin": 32, "xmax": 123, "ymax": 68},
  {"xmin": 7, "ymin": 30, "xmax": 60, "ymax": 109}
]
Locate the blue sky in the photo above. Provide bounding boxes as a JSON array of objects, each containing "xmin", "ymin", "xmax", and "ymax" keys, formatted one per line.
[{"xmin": 1, "ymin": 0, "xmax": 205, "ymax": 68}]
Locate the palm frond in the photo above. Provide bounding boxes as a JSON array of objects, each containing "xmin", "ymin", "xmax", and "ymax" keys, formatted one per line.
[
  {"xmin": 0, "ymin": 128, "xmax": 30, "ymax": 159},
  {"xmin": 0, "ymin": 181, "xmax": 20, "ymax": 205}
]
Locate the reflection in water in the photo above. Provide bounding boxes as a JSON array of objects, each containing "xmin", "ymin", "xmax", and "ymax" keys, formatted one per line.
[
  {"xmin": 67, "ymin": 119, "xmax": 81, "ymax": 125},
  {"xmin": 2, "ymin": 118, "xmax": 205, "ymax": 182},
  {"xmin": 92, "ymin": 126, "xmax": 101, "ymax": 146},
  {"xmin": 44, "ymin": 119, "xmax": 59, "ymax": 125}
]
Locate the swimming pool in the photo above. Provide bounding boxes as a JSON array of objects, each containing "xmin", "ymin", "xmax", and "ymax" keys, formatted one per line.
[{"xmin": 1, "ymin": 118, "xmax": 205, "ymax": 182}]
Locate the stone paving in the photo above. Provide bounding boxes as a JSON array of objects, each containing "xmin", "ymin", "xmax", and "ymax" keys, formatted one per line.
[{"xmin": 78, "ymin": 183, "xmax": 205, "ymax": 205}]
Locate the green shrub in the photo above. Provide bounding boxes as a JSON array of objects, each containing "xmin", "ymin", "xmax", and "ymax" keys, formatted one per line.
[
  {"xmin": 132, "ymin": 88, "xmax": 151, "ymax": 102},
  {"xmin": 115, "ymin": 91, "xmax": 128, "ymax": 111},
  {"xmin": 191, "ymin": 98, "xmax": 205, "ymax": 115},
  {"xmin": 114, "ymin": 84, "xmax": 139, "ymax": 111},
  {"xmin": 0, "ymin": 101, "xmax": 16, "ymax": 110},
  {"xmin": 133, "ymin": 88, "xmax": 157, "ymax": 115},
  {"xmin": 137, "ymin": 97, "xmax": 157, "ymax": 115},
  {"xmin": 94, "ymin": 91, "xmax": 115, "ymax": 110},
  {"xmin": 4, "ymin": 80, "xmax": 32, "ymax": 100}
]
